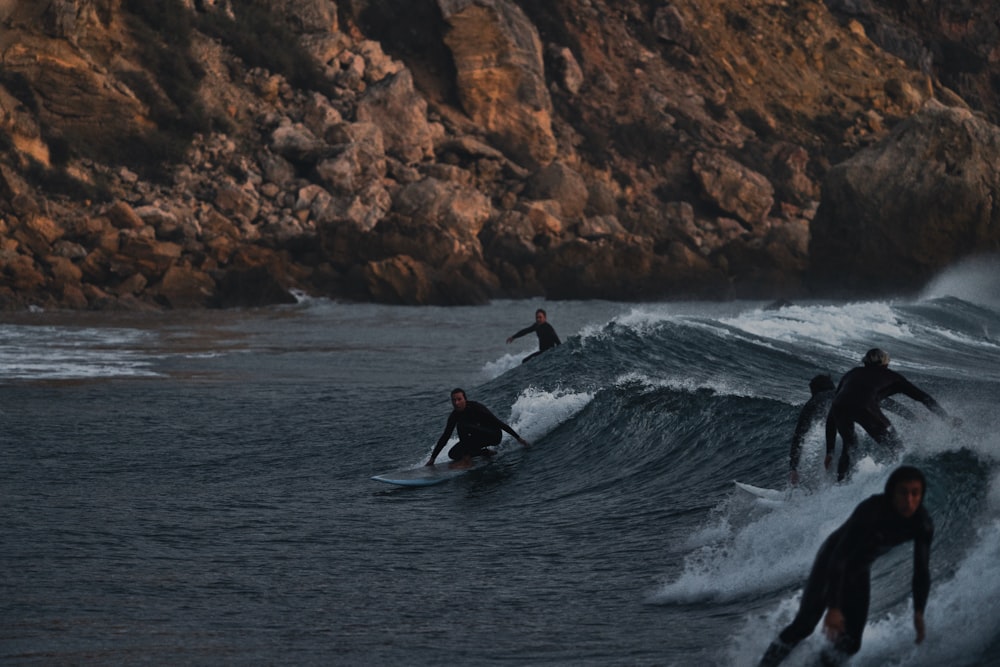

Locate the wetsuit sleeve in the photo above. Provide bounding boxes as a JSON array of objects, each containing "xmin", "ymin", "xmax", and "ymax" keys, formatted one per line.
[
  {"xmin": 429, "ymin": 412, "xmax": 458, "ymax": 462},
  {"xmin": 912, "ymin": 513, "xmax": 934, "ymax": 613},
  {"xmin": 789, "ymin": 397, "xmax": 824, "ymax": 470},
  {"xmin": 509, "ymin": 323, "xmax": 538, "ymax": 341}
]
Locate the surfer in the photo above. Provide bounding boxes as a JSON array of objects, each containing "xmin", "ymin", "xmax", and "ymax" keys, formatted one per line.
[
  {"xmin": 506, "ymin": 308, "xmax": 561, "ymax": 363},
  {"xmin": 789, "ymin": 374, "xmax": 916, "ymax": 485},
  {"xmin": 825, "ymin": 348, "xmax": 958, "ymax": 481},
  {"xmin": 426, "ymin": 388, "xmax": 529, "ymax": 468},
  {"xmin": 757, "ymin": 465, "xmax": 933, "ymax": 667},
  {"xmin": 788, "ymin": 374, "xmax": 836, "ymax": 485}
]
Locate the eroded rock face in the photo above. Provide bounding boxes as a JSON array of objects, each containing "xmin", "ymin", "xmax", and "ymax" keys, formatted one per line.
[
  {"xmin": 808, "ymin": 101, "xmax": 1000, "ymax": 296},
  {"xmin": 1, "ymin": 0, "xmax": 999, "ymax": 309},
  {"xmin": 437, "ymin": 0, "xmax": 557, "ymax": 170}
]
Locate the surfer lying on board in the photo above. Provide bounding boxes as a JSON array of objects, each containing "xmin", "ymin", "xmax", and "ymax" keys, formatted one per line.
[
  {"xmin": 506, "ymin": 308, "xmax": 561, "ymax": 363},
  {"xmin": 789, "ymin": 373, "xmax": 918, "ymax": 485},
  {"xmin": 825, "ymin": 348, "xmax": 959, "ymax": 481},
  {"xmin": 426, "ymin": 388, "xmax": 530, "ymax": 468},
  {"xmin": 758, "ymin": 465, "xmax": 933, "ymax": 667}
]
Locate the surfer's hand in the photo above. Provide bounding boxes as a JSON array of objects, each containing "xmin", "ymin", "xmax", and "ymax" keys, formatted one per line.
[
  {"xmin": 823, "ymin": 608, "xmax": 845, "ymax": 641},
  {"xmin": 789, "ymin": 469, "xmax": 799, "ymax": 486},
  {"xmin": 506, "ymin": 336, "xmax": 513, "ymax": 344},
  {"xmin": 951, "ymin": 416, "xmax": 964, "ymax": 428},
  {"xmin": 518, "ymin": 437, "xmax": 530, "ymax": 447},
  {"xmin": 914, "ymin": 611, "xmax": 925, "ymax": 644},
  {"xmin": 425, "ymin": 460, "xmax": 435, "ymax": 467},
  {"xmin": 824, "ymin": 454, "xmax": 833, "ymax": 470}
]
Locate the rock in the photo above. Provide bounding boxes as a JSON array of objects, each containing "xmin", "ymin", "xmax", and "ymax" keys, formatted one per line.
[
  {"xmin": 356, "ymin": 69, "xmax": 435, "ymax": 165},
  {"xmin": 155, "ymin": 265, "xmax": 217, "ymax": 308},
  {"xmin": 362, "ymin": 254, "xmax": 436, "ymax": 304},
  {"xmin": 214, "ymin": 266, "xmax": 298, "ymax": 307},
  {"xmin": 439, "ymin": 0, "xmax": 557, "ymax": 170},
  {"xmin": 692, "ymin": 151, "xmax": 775, "ymax": 228},
  {"xmin": 528, "ymin": 162, "xmax": 588, "ymax": 220},
  {"xmin": 809, "ymin": 101, "xmax": 1000, "ymax": 295}
]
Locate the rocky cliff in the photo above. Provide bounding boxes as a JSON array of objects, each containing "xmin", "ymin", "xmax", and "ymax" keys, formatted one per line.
[{"xmin": 1, "ymin": 0, "xmax": 998, "ymax": 309}]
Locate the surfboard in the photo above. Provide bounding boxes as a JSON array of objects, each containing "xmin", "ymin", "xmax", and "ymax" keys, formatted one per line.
[
  {"xmin": 371, "ymin": 461, "xmax": 482, "ymax": 487},
  {"xmin": 733, "ymin": 480, "xmax": 786, "ymax": 503}
]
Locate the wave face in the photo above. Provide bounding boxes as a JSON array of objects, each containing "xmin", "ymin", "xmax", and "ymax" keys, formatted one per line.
[{"xmin": 3, "ymin": 262, "xmax": 1000, "ymax": 665}]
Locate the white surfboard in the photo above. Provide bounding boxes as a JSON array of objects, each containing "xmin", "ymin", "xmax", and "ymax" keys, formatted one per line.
[
  {"xmin": 733, "ymin": 480, "xmax": 786, "ymax": 503},
  {"xmin": 371, "ymin": 461, "xmax": 484, "ymax": 487}
]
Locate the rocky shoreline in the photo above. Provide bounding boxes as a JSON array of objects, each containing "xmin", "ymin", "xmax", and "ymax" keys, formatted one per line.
[{"xmin": 1, "ymin": 0, "xmax": 999, "ymax": 310}]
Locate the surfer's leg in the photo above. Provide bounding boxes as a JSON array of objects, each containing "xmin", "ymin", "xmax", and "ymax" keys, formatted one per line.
[
  {"xmin": 521, "ymin": 350, "xmax": 542, "ymax": 364},
  {"xmin": 760, "ymin": 542, "xmax": 833, "ymax": 666},
  {"xmin": 835, "ymin": 420, "xmax": 857, "ymax": 482}
]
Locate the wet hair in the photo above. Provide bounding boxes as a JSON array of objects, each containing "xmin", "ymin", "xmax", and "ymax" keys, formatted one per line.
[
  {"xmin": 884, "ymin": 465, "xmax": 926, "ymax": 497},
  {"xmin": 536, "ymin": 308, "xmax": 547, "ymax": 316},
  {"xmin": 863, "ymin": 348, "xmax": 890, "ymax": 367},
  {"xmin": 451, "ymin": 388, "xmax": 466, "ymax": 399},
  {"xmin": 809, "ymin": 374, "xmax": 835, "ymax": 394}
]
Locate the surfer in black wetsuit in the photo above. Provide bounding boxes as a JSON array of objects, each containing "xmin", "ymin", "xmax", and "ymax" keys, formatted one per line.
[
  {"xmin": 758, "ymin": 465, "xmax": 933, "ymax": 667},
  {"xmin": 789, "ymin": 373, "xmax": 917, "ymax": 485},
  {"xmin": 825, "ymin": 348, "xmax": 958, "ymax": 481},
  {"xmin": 426, "ymin": 388, "xmax": 529, "ymax": 468},
  {"xmin": 788, "ymin": 374, "xmax": 836, "ymax": 486},
  {"xmin": 506, "ymin": 309, "xmax": 561, "ymax": 363}
]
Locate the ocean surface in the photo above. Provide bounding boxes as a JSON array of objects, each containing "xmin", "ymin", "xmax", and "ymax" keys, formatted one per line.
[{"xmin": 3, "ymin": 257, "xmax": 1000, "ymax": 666}]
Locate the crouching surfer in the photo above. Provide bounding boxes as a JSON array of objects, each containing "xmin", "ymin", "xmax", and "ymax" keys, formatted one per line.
[
  {"xmin": 426, "ymin": 388, "xmax": 529, "ymax": 469},
  {"xmin": 758, "ymin": 465, "xmax": 933, "ymax": 666}
]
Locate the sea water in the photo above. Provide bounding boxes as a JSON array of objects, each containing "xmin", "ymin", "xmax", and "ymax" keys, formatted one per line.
[{"xmin": 2, "ymin": 259, "xmax": 1000, "ymax": 666}]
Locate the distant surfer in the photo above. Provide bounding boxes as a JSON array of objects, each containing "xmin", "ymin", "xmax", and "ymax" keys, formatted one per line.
[
  {"xmin": 506, "ymin": 308, "xmax": 561, "ymax": 363},
  {"xmin": 426, "ymin": 388, "xmax": 529, "ymax": 468},
  {"xmin": 788, "ymin": 373, "xmax": 917, "ymax": 485},
  {"xmin": 757, "ymin": 465, "xmax": 933, "ymax": 666},
  {"xmin": 825, "ymin": 348, "xmax": 958, "ymax": 481}
]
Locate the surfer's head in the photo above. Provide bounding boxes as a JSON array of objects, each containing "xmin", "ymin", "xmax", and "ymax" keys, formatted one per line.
[
  {"xmin": 450, "ymin": 388, "xmax": 468, "ymax": 411},
  {"xmin": 535, "ymin": 309, "xmax": 547, "ymax": 323},
  {"xmin": 809, "ymin": 374, "xmax": 835, "ymax": 394},
  {"xmin": 885, "ymin": 465, "xmax": 926, "ymax": 518},
  {"xmin": 863, "ymin": 348, "xmax": 890, "ymax": 367}
]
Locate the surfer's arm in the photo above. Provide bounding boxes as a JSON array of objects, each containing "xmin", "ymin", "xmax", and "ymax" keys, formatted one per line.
[
  {"xmin": 912, "ymin": 516, "xmax": 933, "ymax": 614},
  {"xmin": 506, "ymin": 323, "xmax": 537, "ymax": 344},
  {"xmin": 499, "ymin": 420, "xmax": 529, "ymax": 447},
  {"xmin": 427, "ymin": 415, "xmax": 456, "ymax": 465}
]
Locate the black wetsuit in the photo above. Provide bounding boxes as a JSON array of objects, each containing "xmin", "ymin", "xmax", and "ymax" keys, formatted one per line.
[
  {"xmin": 826, "ymin": 366, "xmax": 948, "ymax": 480},
  {"xmin": 509, "ymin": 322, "xmax": 561, "ymax": 363},
  {"xmin": 760, "ymin": 494, "xmax": 933, "ymax": 666},
  {"xmin": 433, "ymin": 401, "xmax": 521, "ymax": 461},
  {"xmin": 789, "ymin": 388, "xmax": 835, "ymax": 473}
]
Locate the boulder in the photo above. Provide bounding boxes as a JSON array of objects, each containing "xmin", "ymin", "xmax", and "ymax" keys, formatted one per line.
[
  {"xmin": 438, "ymin": 0, "xmax": 557, "ymax": 170},
  {"xmin": 809, "ymin": 101, "xmax": 1000, "ymax": 295},
  {"xmin": 692, "ymin": 151, "xmax": 775, "ymax": 228},
  {"xmin": 355, "ymin": 69, "xmax": 435, "ymax": 165}
]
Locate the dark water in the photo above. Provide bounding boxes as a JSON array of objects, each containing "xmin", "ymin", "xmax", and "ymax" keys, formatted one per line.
[{"xmin": 3, "ymin": 259, "xmax": 1000, "ymax": 666}]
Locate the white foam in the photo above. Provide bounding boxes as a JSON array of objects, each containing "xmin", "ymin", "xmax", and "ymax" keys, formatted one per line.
[
  {"xmin": 651, "ymin": 462, "xmax": 891, "ymax": 604},
  {"xmin": 0, "ymin": 324, "xmax": 161, "ymax": 380},
  {"xmin": 507, "ymin": 386, "xmax": 594, "ymax": 442}
]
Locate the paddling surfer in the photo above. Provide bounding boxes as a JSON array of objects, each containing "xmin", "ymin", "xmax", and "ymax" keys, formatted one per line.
[{"xmin": 426, "ymin": 388, "xmax": 529, "ymax": 468}]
